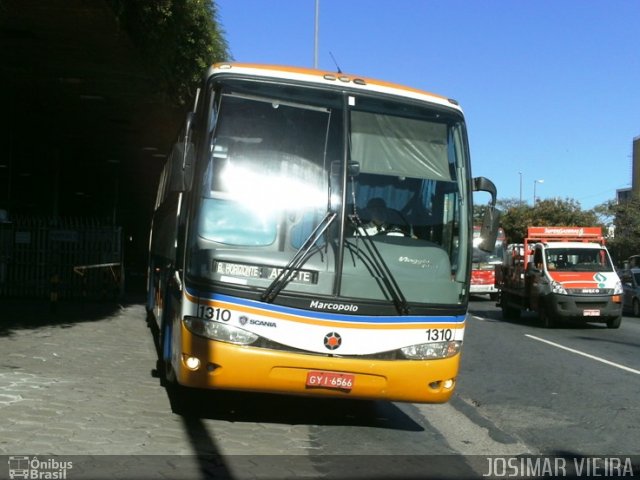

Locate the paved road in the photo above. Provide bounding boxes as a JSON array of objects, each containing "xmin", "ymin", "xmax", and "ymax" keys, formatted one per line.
[{"xmin": 464, "ymin": 297, "xmax": 640, "ymax": 456}]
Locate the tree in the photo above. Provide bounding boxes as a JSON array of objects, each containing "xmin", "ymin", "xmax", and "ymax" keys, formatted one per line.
[
  {"xmin": 595, "ymin": 197, "xmax": 640, "ymax": 264},
  {"xmin": 496, "ymin": 198, "xmax": 530, "ymax": 244},
  {"xmin": 109, "ymin": 0, "xmax": 230, "ymax": 105},
  {"xmin": 497, "ymin": 197, "xmax": 600, "ymax": 244}
]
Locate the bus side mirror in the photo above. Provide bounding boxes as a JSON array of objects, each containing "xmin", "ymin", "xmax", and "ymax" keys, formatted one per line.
[
  {"xmin": 473, "ymin": 176, "xmax": 497, "ymax": 206},
  {"xmin": 473, "ymin": 176, "xmax": 501, "ymax": 252},
  {"xmin": 477, "ymin": 207, "xmax": 501, "ymax": 252}
]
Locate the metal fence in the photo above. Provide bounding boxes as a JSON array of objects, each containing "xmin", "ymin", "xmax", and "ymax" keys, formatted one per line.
[{"xmin": 0, "ymin": 216, "xmax": 123, "ymax": 299}]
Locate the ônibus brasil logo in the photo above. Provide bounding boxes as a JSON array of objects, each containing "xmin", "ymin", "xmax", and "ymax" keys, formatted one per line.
[{"xmin": 8, "ymin": 456, "xmax": 73, "ymax": 479}]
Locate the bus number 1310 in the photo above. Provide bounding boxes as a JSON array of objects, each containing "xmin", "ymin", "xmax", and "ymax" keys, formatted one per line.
[
  {"xmin": 425, "ymin": 329, "xmax": 453, "ymax": 341},
  {"xmin": 198, "ymin": 305, "xmax": 232, "ymax": 322}
]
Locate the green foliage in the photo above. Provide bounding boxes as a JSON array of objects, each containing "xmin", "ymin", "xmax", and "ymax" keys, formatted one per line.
[
  {"xmin": 495, "ymin": 199, "xmax": 530, "ymax": 244},
  {"xmin": 108, "ymin": 0, "xmax": 230, "ymax": 105},
  {"xmin": 497, "ymin": 197, "xmax": 600, "ymax": 244},
  {"xmin": 494, "ymin": 195, "xmax": 640, "ymax": 266},
  {"xmin": 594, "ymin": 197, "xmax": 640, "ymax": 264}
]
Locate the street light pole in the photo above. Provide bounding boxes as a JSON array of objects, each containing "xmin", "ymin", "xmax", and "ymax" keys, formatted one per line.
[
  {"xmin": 519, "ymin": 172, "xmax": 522, "ymax": 204},
  {"xmin": 533, "ymin": 179, "xmax": 544, "ymax": 204}
]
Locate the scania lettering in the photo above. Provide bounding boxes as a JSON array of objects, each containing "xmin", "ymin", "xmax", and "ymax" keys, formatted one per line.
[
  {"xmin": 249, "ymin": 319, "xmax": 276, "ymax": 327},
  {"xmin": 147, "ymin": 63, "xmax": 499, "ymax": 404}
]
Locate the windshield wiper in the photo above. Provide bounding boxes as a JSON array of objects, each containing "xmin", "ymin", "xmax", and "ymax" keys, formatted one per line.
[
  {"xmin": 347, "ymin": 214, "xmax": 410, "ymax": 315},
  {"xmin": 261, "ymin": 212, "xmax": 336, "ymax": 303}
]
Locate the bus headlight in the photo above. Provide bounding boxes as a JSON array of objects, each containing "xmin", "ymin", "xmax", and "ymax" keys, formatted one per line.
[
  {"xmin": 183, "ymin": 316, "xmax": 259, "ymax": 345},
  {"xmin": 401, "ymin": 341, "xmax": 461, "ymax": 360},
  {"xmin": 550, "ymin": 280, "xmax": 567, "ymax": 294}
]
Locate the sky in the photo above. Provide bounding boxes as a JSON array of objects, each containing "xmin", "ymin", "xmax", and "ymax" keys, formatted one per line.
[{"xmin": 215, "ymin": 0, "xmax": 639, "ymax": 210}]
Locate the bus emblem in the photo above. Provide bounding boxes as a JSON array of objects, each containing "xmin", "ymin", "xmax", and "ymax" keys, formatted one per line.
[
  {"xmin": 239, "ymin": 315, "xmax": 248, "ymax": 325},
  {"xmin": 324, "ymin": 332, "xmax": 342, "ymax": 350}
]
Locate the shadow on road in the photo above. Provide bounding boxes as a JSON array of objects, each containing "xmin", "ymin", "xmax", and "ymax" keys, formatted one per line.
[
  {"xmin": 170, "ymin": 387, "xmax": 423, "ymax": 431},
  {"xmin": 0, "ymin": 295, "xmax": 144, "ymax": 337}
]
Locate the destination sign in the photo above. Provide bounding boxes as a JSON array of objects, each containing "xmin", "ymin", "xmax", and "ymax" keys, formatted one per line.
[{"xmin": 213, "ymin": 261, "xmax": 317, "ymax": 284}]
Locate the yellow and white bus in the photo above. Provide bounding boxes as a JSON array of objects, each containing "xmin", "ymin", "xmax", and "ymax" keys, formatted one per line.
[{"xmin": 147, "ymin": 63, "xmax": 499, "ymax": 404}]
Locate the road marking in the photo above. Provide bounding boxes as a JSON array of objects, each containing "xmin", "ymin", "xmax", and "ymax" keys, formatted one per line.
[
  {"xmin": 525, "ymin": 334, "xmax": 640, "ymax": 375},
  {"xmin": 471, "ymin": 315, "xmax": 485, "ymax": 321}
]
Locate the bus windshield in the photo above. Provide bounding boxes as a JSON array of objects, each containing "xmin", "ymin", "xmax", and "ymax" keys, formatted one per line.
[{"xmin": 189, "ymin": 78, "xmax": 470, "ymax": 307}]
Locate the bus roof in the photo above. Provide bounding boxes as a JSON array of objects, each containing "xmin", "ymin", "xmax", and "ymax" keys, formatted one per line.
[{"xmin": 208, "ymin": 63, "xmax": 463, "ymax": 113}]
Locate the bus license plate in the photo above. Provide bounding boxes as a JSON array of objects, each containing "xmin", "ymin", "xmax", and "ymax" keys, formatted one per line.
[
  {"xmin": 306, "ymin": 371, "xmax": 354, "ymax": 391},
  {"xmin": 584, "ymin": 309, "xmax": 600, "ymax": 316}
]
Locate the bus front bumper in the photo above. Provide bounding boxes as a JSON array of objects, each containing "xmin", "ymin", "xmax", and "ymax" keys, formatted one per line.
[{"xmin": 173, "ymin": 326, "xmax": 461, "ymax": 404}]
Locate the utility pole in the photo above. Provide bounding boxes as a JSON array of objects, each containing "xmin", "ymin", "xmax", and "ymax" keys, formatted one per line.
[{"xmin": 519, "ymin": 172, "xmax": 522, "ymax": 205}]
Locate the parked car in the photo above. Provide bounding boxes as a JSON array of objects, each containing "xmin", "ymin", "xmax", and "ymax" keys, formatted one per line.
[{"xmin": 620, "ymin": 268, "xmax": 640, "ymax": 317}]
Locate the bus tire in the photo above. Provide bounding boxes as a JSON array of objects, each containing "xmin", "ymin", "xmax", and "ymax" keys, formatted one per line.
[
  {"xmin": 633, "ymin": 299, "xmax": 640, "ymax": 318},
  {"xmin": 158, "ymin": 321, "xmax": 194, "ymax": 414},
  {"xmin": 606, "ymin": 316, "xmax": 622, "ymax": 329},
  {"xmin": 145, "ymin": 259, "xmax": 157, "ymax": 313},
  {"xmin": 166, "ymin": 383, "xmax": 200, "ymax": 416},
  {"xmin": 161, "ymin": 321, "xmax": 177, "ymax": 386}
]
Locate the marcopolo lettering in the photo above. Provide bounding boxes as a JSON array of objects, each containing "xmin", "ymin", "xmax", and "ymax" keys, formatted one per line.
[{"xmin": 309, "ymin": 300, "xmax": 358, "ymax": 312}]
